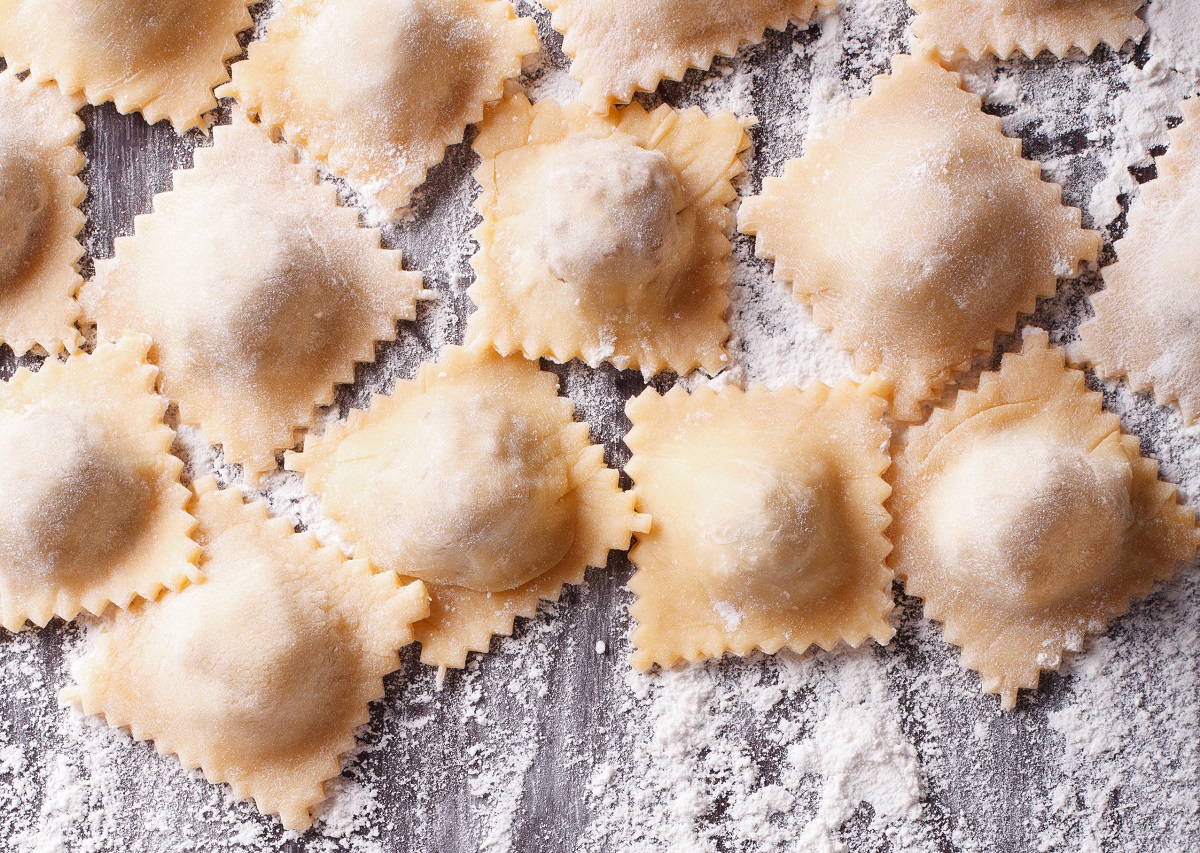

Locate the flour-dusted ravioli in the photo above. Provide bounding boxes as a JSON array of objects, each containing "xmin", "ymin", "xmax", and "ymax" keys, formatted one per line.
[
  {"xmin": 62, "ymin": 479, "xmax": 429, "ymax": 830},
  {"xmin": 543, "ymin": 0, "xmax": 832, "ymax": 112},
  {"xmin": 80, "ymin": 114, "xmax": 423, "ymax": 483},
  {"xmin": 220, "ymin": 0, "xmax": 538, "ymax": 216},
  {"xmin": 288, "ymin": 345, "xmax": 648, "ymax": 671},
  {"xmin": 0, "ymin": 69, "xmax": 85, "ymax": 356},
  {"xmin": 888, "ymin": 329, "xmax": 1198, "ymax": 710},
  {"xmin": 0, "ymin": 0, "xmax": 253, "ymax": 131},
  {"xmin": 624, "ymin": 378, "xmax": 894, "ymax": 670},
  {"xmin": 739, "ymin": 54, "xmax": 1099, "ymax": 421},
  {"xmin": 468, "ymin": 95, "xmax": 749, "ymax": 377},
  {"xmin": 1079, "ymin": 99, "xmax": 1200, "ymax": 422},
  {"xmin": 910, "ymin": 0, "xmax": 1146, "ymax": 61},
  {"xmin": 0, "ymin": 336, "xmax": 199, "ymax": 631}
]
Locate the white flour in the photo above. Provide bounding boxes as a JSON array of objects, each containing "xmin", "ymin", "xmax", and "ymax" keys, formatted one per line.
[{"xmin": 4, "ymin": 0, "xmax": 1200, "ymax": 851}]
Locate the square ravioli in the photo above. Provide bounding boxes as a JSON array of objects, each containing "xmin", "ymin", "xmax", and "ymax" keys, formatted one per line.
[
  {"xmin": 287, "ymin": 345, "xmax": 649, "ymax": 671},
  {"xmin": 1079, "ymin": 98, "xmax": 1200, "ymax": 423},
  {"xmin": 0, "ymin": 68, "xmax": 85, "ymax": 356},
  {"xmin": 888, "ymin": 329, "xmax": 1199, "ymax": 710},
  {"xmin": 80, "ymin": 114, "xmax": 424, "ymax": 483},
  {"xmin": 0, "ymin": 336, "xmax": 199, "ymax": 631},
  {"xmin": 739, "ymin": 54, "xmax": 1099, "ymax": 421},
  {"xmin": 543, "ymin": 0, "xmax": 833, "ymax": 111},
  {"xmin": 220, "ymin": 0, "xmax": 539, "ymax": 216},
  {"xmin": 624, "ymin": 378, "xmax": 895, "ymax": 670},
  {"xmin": 0, "ymin": 0, "xmax": 254, "ymax": 131},
  {"xmin": 467, "ymin": 95, "xmax": 750, "ymax": 377},
  {"xmin": 910, "ymin": 0, "xmax": 1146, "ymax": 61},
  {"xmin": 62, "ymin": 479, "xmax": 430, "ymax": 831}
]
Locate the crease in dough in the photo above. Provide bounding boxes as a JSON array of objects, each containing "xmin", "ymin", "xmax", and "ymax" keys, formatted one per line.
[
  {"xmin": 909, "ymin": 0, "xmax": 1146, "ymax": 61},
  {"xmin": 287, "ymin": 344, "xmax": 649, "ymax": 671},
  {"xmin": 739, "ymin": 54, "xmax": 1099, "ymax": 422},
  {"xmin": 624, "ymin": 377, "xmax": 895, "ymax": 670},
  {"xmin": 80, "ymin": 113, "xmax": 424, "ymax": 484},
  {"xmin": 887, "ymin": 328, "xmax": 1199, "ymax": 710},
  {"xmin": 1078, "ymin": 97, "xmax": 1200, "ymax": 423},
  {"xmin": 467, "ymin": 95, "xmax": 750, "ymax": 377},
  {"xmin": 0, "ymin": 0, "xmax": 254, "ymax": 131},
  {"xmin": 0, "ymin": 335, "xmax": 200, "ymax": 631},
  {"xmin": 0, "ymin": 68, "xmax": 85, "ymax": 356},
  {"xmin": 542, "ymin": 0, "xmax": 833, "ymax": 112},
  {"xmin": 219, "ymin": 0, "xmax": 539, "ymax": 216},
  {"xmin": 62, "ymin": 478, "xmax": 430, "ymax": 830}
]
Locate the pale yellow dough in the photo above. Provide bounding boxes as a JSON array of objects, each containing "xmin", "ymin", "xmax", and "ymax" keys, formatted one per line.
[
  {"xmin": 0, "ymin": 69, "xmax": 85, "ymax": 356},
  {"xmin": 1079, "ymin": 98, "xmax": 1200, "ymax": 423},
  {"xmin": 0, "ymin": 336, "xmax": 200, "ymax": 631},
  {"xmin": 739, "ymin": 54, "xmax": 1099, "ymax": 421},
  {"xmin": 288, "ymin": 345, "xmax": 649, "ymax": 669},
  {"xmin": 220, "ymin": 0, "xmax": 538, "ymax": 215},
  {"xmin": 80, "ymin": 114, "xmax": 423, "ymax": 483},
  {"xmin": 0, "ymin": 0, "xmax": 254, "ymax": 131},
  {"xmin": 543, "ymin": 0, "xmax": 833, "ymax": 111},
  {"xmin": 888, "ymin": 329, "xmax": 1198, "ymax": 710},
  {"xmin": 468, "ymin": 95, "xmax": 749, "ymax": 376},
  {"xmin": 910, "ymin": 0, "xmax": 1146, "ymax": 61},
  {"xmin": 62, "ymin": 479, "xmax": 429, "ymax": 830},
  {"xmin": 625, "ymin": 377, "xmax": 895, "ymax": 670}
]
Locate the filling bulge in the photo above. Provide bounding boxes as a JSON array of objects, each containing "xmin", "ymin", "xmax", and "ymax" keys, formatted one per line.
[
  {"xmin": 0, "ymin": 408, "xmax": 151, "ymax": 580},
  {"xmin": 930, "ymin": 432, "xmax": 1134, "ymax": 611},
  {"xmin": 691, "ymin": 456, "xmax": 843, "ymax": 608},
  {"xmin": 159, "ymin": 567, "xmax": 347, "ymax": 759},
  {"xmin": 366, "ymin": 393, "xmax": 577, "ymax": 592},
  {"xmin": 529, "ymin": 135, "xmax": 688, "ymax": 309},
  {"xmin": 0, "ymin": 149, "xmax": 49, "ymax": 289}
]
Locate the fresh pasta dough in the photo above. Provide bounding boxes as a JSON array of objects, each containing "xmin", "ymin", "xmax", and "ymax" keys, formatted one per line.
[
  {"xmin": 0, "ymin": 68, "xmax": 85, "ymax": 356},
  {"xmin": 80, "ymin": 114, "xmax": 424, "ymax": 482},
  {"xmin": 888, "ymin": 329, "xmax": 1199, "ymax": 709},
  {"xmin": 1078, "ymin": 98, "xmax": 1200, "ymax": 423},
  {"xmin": 739, "ymin": 54, "xmax": 1099, "ymax": 421},
  {"xmin": 0, "ymin": 336, "xmax": 199, "ymax": 631},
  {"xmin": 220, "ymin": 0, "xmax": 538, "ymax": 215},
  {"xmin": 288, "ymin": 345, "xmax": 649, "ymax": 670},
  {"xmin": 542, "ymin": 0, "xmax": 833, "ymax": 111},
  {"xmin": 0, "ymin": 0, "xmax": 254, "ymax": 131},
  {"xmin": 62, "ymin": 479, "xmax": 430, "ymax": 830},
  {"xmin": 468, "ymin": 95, "xmax": 749, "ymax": 376},
  {"xmin": 909, "ymin": 0, "xmax": 1146, "ymax": 61},
  {"xmin": 625, "ymin": 378, "xmax": 895, "ymax": 670}
]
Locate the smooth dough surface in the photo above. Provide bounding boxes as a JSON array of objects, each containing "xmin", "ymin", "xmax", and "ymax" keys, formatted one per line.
[
  {"xmin": 739, "ymin": 54, "xmax": 1099, "ymax": 421},
  {"xmin": 288, "ymin": 345, "xmax": 649, "ymax": 670},
  {"xmin": 0, "ymin": 0, "xmax": 253, "ymax": 131},
  {"xmin": 62, "ymin": 479, "xmax": 430, "ymax": 831},
  {"xmin": 1078, "ymin": 98, "xmax": 1200, "ymax": 423},
  {"xmin": 468, "ymin": 95, "xmax": 749, "ymax": 377},
  {"xmin": 220, "ymin": 0, "xmax": 538, "ymax": 214},
  {"xmin": 625, "ymin": 377, "xmax": 895, "ymax": 670},
  {"xmin": 543, "ymin": 0, "xmax": 833, "ymax": 111},
  {"xmin": 910, "ymin": 0, "xmax": 1146, "ymax": 60},
  {"xmin": 80, "ymin": 114, "xmax": 424, "ymax": 482},
  {"xmin": 0, "ymin": 69, "xmax": 85, "ymax": 355},
  {"xmin": 0, "ymin": 336, "xmax": 199, "ymax": 631},
  {"xmin": 888, "ymin": 329, "xmax": 1198, "ymax": 709}
]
